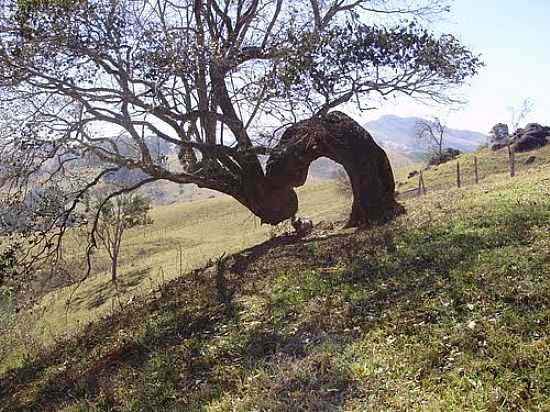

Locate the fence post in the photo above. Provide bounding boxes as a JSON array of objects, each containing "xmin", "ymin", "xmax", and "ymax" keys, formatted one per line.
[
  {"xmin": 456, "ymin": 161, "xmax": 461, "ymax": 188},
  {"xmin": 507, "ymin": 142, "xmax": 516, "ymax": 177},
  {"xmin": 474, "ymin": 156, "xmax": 479, "ymax": 184},
  {"xmin": 179, "ymin": 245, "xmax": 183, "ymax": 277},
  {"xmin": 421, "ymin": 171, "xmax": 426, "ymax": 195},
  {"xmin": 510, "ymin": 149, "xmax": 516, "ymax": 177},
  {"xmin": 417, "ymin": 171, "xmax": 427, "ymax": 196},
  {"xmin": 158, "ymin": 266, "xmax": 165, "ymax": 284}
]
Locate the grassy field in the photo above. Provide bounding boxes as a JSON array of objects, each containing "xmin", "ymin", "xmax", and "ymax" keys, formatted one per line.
[
  {"xmin": 0, "ymin": 145, "xmax": 549, "ymax": 411},
  {"xmin": 0, "ymin": 178, "xmax": 351, "ymax": 367}
]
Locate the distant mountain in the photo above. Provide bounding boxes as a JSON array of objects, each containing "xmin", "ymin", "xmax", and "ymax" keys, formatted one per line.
[{"xmin": 364, "ymin": 115, "xmax": 488, "ymax": 159}]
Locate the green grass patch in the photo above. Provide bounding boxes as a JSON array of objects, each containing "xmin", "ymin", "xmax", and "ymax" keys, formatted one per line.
[{"xmin": 1, "ymin": 151, "xmax": 548, "ymax": 411}]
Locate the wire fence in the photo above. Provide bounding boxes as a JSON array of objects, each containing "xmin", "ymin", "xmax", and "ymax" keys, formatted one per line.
[{"xmin": 398, "ymin": 149, "xmax": 539, "ymax": 200}]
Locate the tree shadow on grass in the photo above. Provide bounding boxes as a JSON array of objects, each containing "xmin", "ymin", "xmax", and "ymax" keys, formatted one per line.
[
  {"xmin": 1, "ymin": 255, "xmax": 358, "ymax": 411},
  {"xmin": 1, "ymin": 202, "xmax": 547, "ymax": 411},
  {"xmin": 65, "ymin": 267, "xmax": 151, "ymax": 311},
  {"xmin": 230, "ymin": 231, "xmax": 352, "ymax": 275}
]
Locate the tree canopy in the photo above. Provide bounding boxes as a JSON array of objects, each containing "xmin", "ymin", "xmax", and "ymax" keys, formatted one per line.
[{"xmin": 0, "ymin": 0, "xmax": 483, "ymax": 266}]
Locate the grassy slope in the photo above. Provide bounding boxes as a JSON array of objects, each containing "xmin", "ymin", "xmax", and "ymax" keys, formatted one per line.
[
  {"xmin": 0, "ymin": 180, "xmax": 349, "ymax": 361},
  {"xmin": 4, "ymin": 140, "xmax": 412, "ymax": 370},
  {"xmin": 394, "ymin": 145, "xmax": 548, "ymax": 191},
  {"xmin": 1, "ymin": 146, "xmax": 549, "ymax": 411}
]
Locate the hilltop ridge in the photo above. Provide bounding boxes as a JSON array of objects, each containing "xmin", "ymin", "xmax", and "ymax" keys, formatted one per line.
[{"xmin": 366, "ymin": 114, "xmax": 488, "ymax": 159}]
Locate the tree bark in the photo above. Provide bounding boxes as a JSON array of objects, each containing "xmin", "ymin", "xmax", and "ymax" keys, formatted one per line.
[
  {"xmin": 201, "ymin": 149, "xmax": 299, "ymax": 226},
  {"xmin": 234, "ymin": 111, "xmax": 404, "ymax": 227},
  {"xmin": 111, "ymin": 252, "xmax": 118, "ymax": 283},
  {"xmin": 110, "ymin": 233, "xmax": 121, "ymax": 283}
]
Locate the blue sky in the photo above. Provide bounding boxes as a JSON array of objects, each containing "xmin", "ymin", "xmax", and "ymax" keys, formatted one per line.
[{"xmin": 364, "ymin": 0, "xmax": 550, "ymax": 133}]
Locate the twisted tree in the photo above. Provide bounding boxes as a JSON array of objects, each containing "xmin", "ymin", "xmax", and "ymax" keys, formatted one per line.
[{"xmin": 0, "ymin": 0, "xmax": 482, "ymax": 266}]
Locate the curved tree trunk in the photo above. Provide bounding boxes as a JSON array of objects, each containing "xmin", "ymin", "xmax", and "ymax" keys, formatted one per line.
[
  {"xmin": 230, "ymin": 111, "xmax": 404, "ymax": 227},
  {"xmin": 209, "ymin": 150, "xmax": 299, "ymax": 226}
]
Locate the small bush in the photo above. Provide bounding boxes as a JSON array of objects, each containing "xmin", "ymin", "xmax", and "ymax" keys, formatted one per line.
[{"xmin": 428, "ymin": 147, "xmax": 462, "ymax": 165}]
